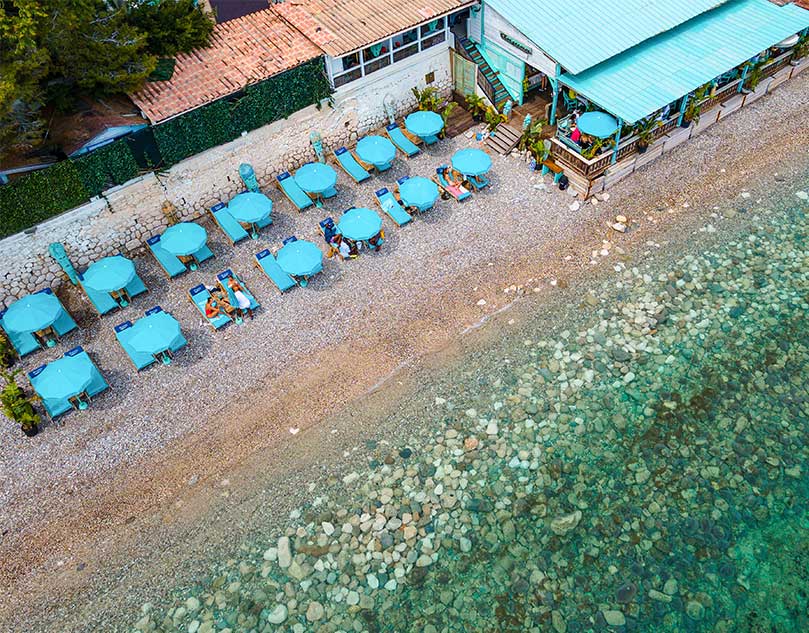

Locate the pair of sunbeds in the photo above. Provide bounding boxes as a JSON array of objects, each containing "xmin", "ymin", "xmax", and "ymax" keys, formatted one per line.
[
  {"xmin": 187, "ymin": 269, "xmax": 261, "ymax": 331},
  {"xmin": 114, "ymin": 306, "xmax": 188, "ymax": 371}
]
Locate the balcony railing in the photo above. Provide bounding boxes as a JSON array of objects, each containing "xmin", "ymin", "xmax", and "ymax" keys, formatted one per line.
[
  {"xmin": 550, "ymin": 113, "xmax": 681, "ymax": 179},
  {"xmin": 700, "ymin": 79, "xmax": 742, "ymax": 112}
]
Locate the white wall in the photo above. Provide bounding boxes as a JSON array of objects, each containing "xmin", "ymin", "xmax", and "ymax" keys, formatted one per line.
[{"xmin": 335, "ymin": 45, "xmax": 453, "ymax": 133}]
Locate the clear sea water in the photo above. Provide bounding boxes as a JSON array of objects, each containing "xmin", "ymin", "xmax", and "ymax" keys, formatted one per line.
[{"xmin": 140, "ymin": 188, "xmax": 808, "ymax": 633}]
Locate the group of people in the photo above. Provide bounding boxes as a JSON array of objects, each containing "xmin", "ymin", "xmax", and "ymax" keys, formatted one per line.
[
  {"xmin": 568, "ymin": 110, "xmax": 596, "ymax": 151},
  {"xmin": 203, "ymin": 276, "xmax": 254, "ymax": 323},
  {"xmin": 322, "ymin": 219, "xmax": 384, "ymax": 259}
]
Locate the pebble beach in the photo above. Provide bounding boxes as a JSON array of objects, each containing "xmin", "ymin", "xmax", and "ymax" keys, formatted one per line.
[{"xmin": 0, "ymin": 72, "xmax": 807, "ymax": 632}]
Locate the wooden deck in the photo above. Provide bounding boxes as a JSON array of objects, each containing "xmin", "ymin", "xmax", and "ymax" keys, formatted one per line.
[
  {"xmin": 512, "ymin": 92, "xmax": 553, "ymax": 124},
  {"xmin": 444, "ymin": 98, "xmax": 477, "ymax": 138}
]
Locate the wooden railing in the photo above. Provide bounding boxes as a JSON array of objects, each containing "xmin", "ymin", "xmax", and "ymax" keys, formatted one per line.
[
  {"xmin": 455, "ymin": 38, "xmax": 499, "ymax": 107},
  {"xmin": 550, "ymin": 113, "xmax": 681, "ymax": 179},
  {"xmin": 761, "ymin": 50, "xmax": 793, "ymax": 78},
  {"xmin": 700, "ymin": 79, "xmax": 742, "ymax": 112}
]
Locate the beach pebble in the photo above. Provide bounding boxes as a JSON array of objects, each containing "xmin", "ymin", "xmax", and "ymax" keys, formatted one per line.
[
  {"xmin": 277, "ymin": 537, "xmax": 292, "ymax": 568},
  {"xmin": 266, "ymin": 604, "xmax": 288, "ymax": 624},
  {"xmin": 796, "ymin": 191, "xmax": 808, "ymax": 200},
  {"xmin": 305, "ymin": 601, "xmax": 325, "ymax": 622},
  {"xmin": 602, "ymin": 610, "xmax": 626, "ymax": 626}
]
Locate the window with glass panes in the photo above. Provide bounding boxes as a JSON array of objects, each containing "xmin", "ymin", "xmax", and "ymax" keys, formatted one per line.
[{"xmin": 330, "ymin": 16, "xmax": 450, "ymax": 88}]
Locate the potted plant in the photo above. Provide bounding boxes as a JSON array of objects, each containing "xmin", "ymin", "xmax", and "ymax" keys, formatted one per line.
[
  {"xmin": 0, "ymin": 332, "xmax": 16, "ymax": 369},
  {"xmin": 581, "ymin": 138, "xmax": 614, "ymax": 160},
  {"xmin": 411, "ymin": 86, "xmax": 441, "ymax": 112},
  {"xmin": 791, "ymin": 34, "xmax": 809, "ymax": 64},
  {"xmin": 1, "ymin": 370, "xmax": 41, "ymax": 437},
  {"xmin": 742, "ymin": 61, "xmax": 765, "ymax": 93},
  {"xmin": 634, "ymin": 117, "xmax": 660, "ymax": 153},
  {"xmin": 681, "ymin": 85, "xmax": 708, "ymax": 128},
  {"xmin": 439, "ymin": 100, "xmax": 457, "ymax": 124},
  {"xmin": 465, "ymin": 94, "xmax": 486, "ymax": 121},
  {"xmin": 484, "ymin": 106, "xmax": 507, "ymax": 134}
]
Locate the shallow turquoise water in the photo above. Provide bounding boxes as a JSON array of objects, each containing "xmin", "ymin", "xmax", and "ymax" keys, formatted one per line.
[{"xmin": 139, "ymin": 191, "xmax": 808, "ymax": 633}]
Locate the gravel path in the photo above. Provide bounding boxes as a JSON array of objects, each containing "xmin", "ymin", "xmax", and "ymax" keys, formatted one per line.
[{"xmin": 0, "ymin": 71, "xmax": 807, "ymax": 632}]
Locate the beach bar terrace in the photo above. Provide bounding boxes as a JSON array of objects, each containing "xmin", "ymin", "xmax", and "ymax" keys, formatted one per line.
[{"xmin": 547, "ymin": 0, "xmax": 809, "ymax": 191}]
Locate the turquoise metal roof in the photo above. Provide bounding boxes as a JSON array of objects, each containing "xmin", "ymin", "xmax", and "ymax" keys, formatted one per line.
[
  {"xmin": 560, "ymin": 0, "xmax": 809, "ymax": 124},
  {"xmin": 485, "ymin": 0, "xmax": 730, "ymax": 74}
]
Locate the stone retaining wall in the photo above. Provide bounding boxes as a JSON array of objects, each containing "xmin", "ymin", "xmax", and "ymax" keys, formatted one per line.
[{"xmin": 0, "ymin": 48, "xmax": 453, "ymax": 305}]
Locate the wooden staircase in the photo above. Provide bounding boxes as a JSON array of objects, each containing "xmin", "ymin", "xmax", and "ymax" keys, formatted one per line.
[
  {"xmin": 457, "ymin": 37, "xmax": 512, "ymax": 110},
  {"xmin": 485, "ymin": 123, "xmax": 521, "ymax": 155}
]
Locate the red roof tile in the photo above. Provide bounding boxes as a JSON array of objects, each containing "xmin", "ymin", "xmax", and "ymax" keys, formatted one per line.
[
  {"xmin": 272, "ymin": 0, "xmax": 475, "ymax": 57},
  {"xmin": 131, "ymin": 9, "xmax": 322, "ymax": 123}
]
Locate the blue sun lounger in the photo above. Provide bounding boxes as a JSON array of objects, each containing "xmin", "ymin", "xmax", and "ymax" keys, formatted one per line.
[
  {"xmin": 333, "ymin": 147, "xmax": 371, "ymax": 183},
  {"xmin": 435, "ymin": 166, "xmax": 472, "ymax": 202},
  {"xmin": 217, "ymin": 269, "xmax": 260, "ymax": 311},
  {"xmin": 276, "ymin": 172, "xmax": 313, "ymax": 212},
  {"xmin": 385, "ymin": 123, "xmax": 420, "ymax": 158},
  {"xmin": 147, "ymin": 235, "xmax": 187, "ymax": 278},
  {"xmin": 254, "ymin": 249, "xmax": 296, "ymax": 293},
  {"xmin": 468, "ymin": 174, "xmax": 490, "ymax": 191},
  {"xmin": 374, "ymin": 188, "xmax": 412, "ymax": 227},
  {"xmin": 209, "ymin": 202, "xmax": 249, "ymax": 245},
  {"xmin": 189, "ymin": 284, "xmax": 231, "ymax": 330}
]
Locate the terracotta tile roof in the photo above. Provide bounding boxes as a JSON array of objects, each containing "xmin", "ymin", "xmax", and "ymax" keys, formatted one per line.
[
  {"xmin": 272, "ymin": 0, "xmax": 475, "ymax": 57},
  {"xmin": 131, "ymin": 9, "xmax": 322, "ymax": 124}
]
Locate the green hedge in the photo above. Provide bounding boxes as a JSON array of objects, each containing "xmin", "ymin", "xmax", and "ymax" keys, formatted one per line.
[
  {"xmin": 0, "ymin": 163, "xmax": 88, "ymax": 238},
  {"xmin": 0, "ymin": 59, "xmax": 333, "ymax": 238},
  {"xmin": 0, "ymin": 139, "xmax": 141, "ymax": 239},
  {"xmin": 154, "ymin": 58, "xmax": 332, "ymax": 166},
  {"xmin": 73, "ymin": 139, "xmax": 140, "ymax": 197}
]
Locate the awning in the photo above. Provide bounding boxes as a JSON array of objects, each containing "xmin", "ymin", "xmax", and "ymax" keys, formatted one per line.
[{"xmin": 559, "ymin": 0, "xmax": 809, "ymax": 124}]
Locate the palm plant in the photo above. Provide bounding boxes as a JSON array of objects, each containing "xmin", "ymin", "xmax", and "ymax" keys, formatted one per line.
[
  {"xmin": 465, "ymin": 94, "xmax": 486, "ymax": 120},
  {"xmin": 484, "ymin": 106, "xmax": 507, "ymax": 133},
  {"xmin": 411, "ymin": 86, "xmax": 442, "ymax": 112},
  {"xmin": 633, "ymin": 116, "xmax": 660, "ymax": 152}
]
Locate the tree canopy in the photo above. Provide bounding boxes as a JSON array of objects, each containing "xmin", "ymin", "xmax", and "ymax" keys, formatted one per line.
[{"xmin": 0, "ymin": 0, "xmax": 215, "ymax": 158}]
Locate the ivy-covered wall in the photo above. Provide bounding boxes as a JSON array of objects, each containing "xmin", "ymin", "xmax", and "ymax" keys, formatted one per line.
[
  {"xmin": 0, "ymin": 139, "xmax": 141, "ymax": 240},
  {"xmin": 0, "ymin": 58, "xmax": 332, "ymax": 239},
  {"xmin": 154, "ymin": 58, "xmax": 332, "ymax": 167}
]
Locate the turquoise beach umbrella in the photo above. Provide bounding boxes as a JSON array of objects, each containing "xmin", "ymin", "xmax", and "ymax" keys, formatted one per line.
[
  {"xmin": 405, "ymin": 111, "xmax": 444, "ymax": 139},
  {"xmin": 277, "ymin": 240, "xmax": 323, "ymax": 277},
  {"xmin": 34, "ymin": 355, "xmax": 93, "ymax": 401},
  {"xmin": 228, "ymin": 192, "xmax": 273, "ymax": 224},
  {"xmin": 576, "ymin": 112, "xmax": 619, "ymax": 139},
  {"xmin": 356, "ymin": 136, "xmax": 396, "ymax": 167},
  {"xmin": 129, "ymin": 312, "xmax": 182, "ymax": 355},
  {"xmin": 295, "ymin": 163, "xmax": 338, "ymax": 194},
  {"xmin": 451, "ymin": 148, "xmax": 492, "ymax": 176},
  {"xmin": 3, "ymin": 292, "xmax": 62, "ymax": 334},
  {"xmin": 82, "ymin": 256, "xmax": 136, "ymax": 293},
  {"xmin": 398, "ymin": 177, "xmax": 439, "ymax": 211},
  {"xmin": 160, "ymin": 222, "xmax": 207, "ymax": 257},
  {"xmin": 338, "ymin": 208, "xmax": 383, "ymax": 242}
]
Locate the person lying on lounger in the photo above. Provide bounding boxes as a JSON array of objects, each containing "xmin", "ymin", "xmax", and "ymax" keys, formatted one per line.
[
  {"xmin": 227, "ymin": 277, "xmax": 254, "ymax": 320},
  {"xmin": 443, "ymin": 168, "xmax": 470, "ymax": 197}
]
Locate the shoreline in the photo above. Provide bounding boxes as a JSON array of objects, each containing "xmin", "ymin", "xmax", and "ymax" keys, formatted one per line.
[{"xmin": 1, "ymin": 73, "xmax": 808, "ymax": 632}]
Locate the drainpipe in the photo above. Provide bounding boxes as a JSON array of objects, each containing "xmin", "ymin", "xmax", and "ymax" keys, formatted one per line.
[
  {"xmin": 737, "ymin": 63, "xmax": 749, "ymax": 93},
  {"xmin": 549, "ymin": 63, "xmax": 561, "ymax": 125},
  {"xmin": 677, "ymin": 94, "xmax": 689, "ymax": 127},
  {"xmin": 610, "ymin": 117, "xmax": 623, "ymax": 165}
]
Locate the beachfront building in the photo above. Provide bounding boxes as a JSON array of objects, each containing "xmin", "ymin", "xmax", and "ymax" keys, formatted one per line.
[
  {"xmin": 462, "ymin": 0, "xmax": 809, "ymax": 194},
  {"xmin": 272, "ymin": 0, "xmax": 476, "ymax": 129}
]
